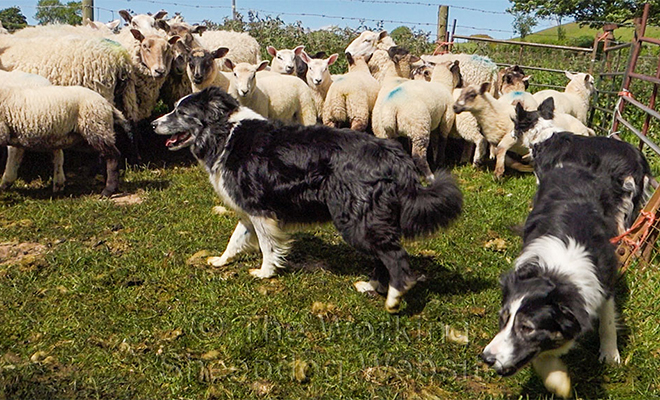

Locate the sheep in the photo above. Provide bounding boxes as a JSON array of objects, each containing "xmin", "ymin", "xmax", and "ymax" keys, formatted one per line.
[
  {"xmin": 225, "ymin": 60, "xmax": 317, "ymax": 125},
  {"xmin": 453, "ymin": 83, "xmax": 532, "ymax": 178},
  {"xmin": 186, "ymin": 47, "xmax": 231, "ymax": 93},
  {"xmin": 322, "ymin": 54, "xmax": 380, "ymax": 131},
  {"xmin": 532, "ymin": 71, "xmax": 595, "ymax": 124},
  {"xmin": 299, "ymin": 51, "xmax": 338, "ymax": 119},
  {"xmin": 422, "ymin": 53, "xmax": 499, "ymax": 98},
  {"xmin": 345, "ymin": 30, "xmax": 409, "ymax": 83},
  {"xmin": 159, "ymin": 41, "xmax": 193, "ymax": 110},
  {"xmin": 84, "ymin": 18, "xmax": 121, "ymax": 34},
  {"xmin": 118, "ymin": 9, "xmax": 168, "ymax": 34},
  {"xmin": 0, "ymin": 33, "xmax": 138, "ymax": 123},
  {"xmin": 267, "ymin": 45, "xmax": 306, "ymax": 77},
  {"xmin": 497, "ymin": 65, "xmax": 531, "ymax": 95},
  {"xmin": 0, "ymin": 21, "xmax": 7, "ymax": 34},
  {"xmin": 371, "ymin": 60, "xmax": 460, "ymax": 181},
  {"xmin": 295, "ymin": 50, "xmax": 327, "ymax": 82},
  {"xmin": 11, "ymin": 23, "xmax": 110, "ymax": 38},
  {"xmin": 195, "ymin": 30, "xmax": 261, "ymax": 72},
  {"xmin": 0, "ymin": 82, "xmax": 125, "ymax": 196}
]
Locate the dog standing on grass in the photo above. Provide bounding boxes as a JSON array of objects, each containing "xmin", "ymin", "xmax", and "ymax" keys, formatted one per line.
[{"xmin": 152, "ymin": 87, "xmax": 462, "ymax": 313}]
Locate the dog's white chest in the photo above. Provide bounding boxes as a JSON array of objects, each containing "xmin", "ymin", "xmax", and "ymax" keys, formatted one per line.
[{"xmin": 209, "ymin": 171, "xmax": 242, "ymax": 213}]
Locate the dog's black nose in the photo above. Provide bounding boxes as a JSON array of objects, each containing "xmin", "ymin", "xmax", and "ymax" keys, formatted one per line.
[
  {"xmin": 151, "ymin": 121, "xmax": 158, "ymax": 130},
  {"xmin": 480, "ymin": 351, "xmax": 496, "ymax": 367}
]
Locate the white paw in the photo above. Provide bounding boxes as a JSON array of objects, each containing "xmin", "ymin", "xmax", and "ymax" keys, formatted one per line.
[
  {"xmin": 354, "ymin": 281, "xmax": 376, "ymax": 293},
  {"xmin": 249, "ymin": 268, "xmax": 276, "ymax": 279},
  {"xmin": 207, "ymin": 256, "xmax": 227, "ymax": 267},
  {"xmin": 599, "ymin": 348, "xmax": 621, "ymax": 365},
  {"xmin": 544, "ymin": 369, "xmax": 572, "ymax": 399}
]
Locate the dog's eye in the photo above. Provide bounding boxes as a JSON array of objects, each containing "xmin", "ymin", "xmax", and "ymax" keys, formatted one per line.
[{"xmin": 520, "ymin": 322, "xmax": 535, "ymax": 336}]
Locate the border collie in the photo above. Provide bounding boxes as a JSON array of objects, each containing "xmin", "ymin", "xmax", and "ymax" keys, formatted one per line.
[
  {"xmin": 481, "ymin": 164, "xmax": 621, "ymax": 398},
  {"xmin": 151, "ymin": 87, "xmax": 463, "ymax": 313},
  {"xmin": 513, "ymin": 98, "xmax": 652, "ymax": 233}
]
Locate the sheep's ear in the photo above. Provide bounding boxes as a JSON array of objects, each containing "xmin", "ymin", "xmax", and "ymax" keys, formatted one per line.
[
  {"xmin": 479, "ymin": 82, "xmax": 491, "ymax": 94},
  {"xmin": 267, "ymin": 46, "xmax": 277, "ymax": 57},
  {"xmin": 213, "ymin": 47, "xmax": 229, "ymax": 59},
  {"xmin": 450, "ymin": 60, "xmax": 460, "ymax": 72},
  {"xmin": 409, "ymin": 55, "xmax": 421, "ymax": 64},
  {"xmin": 224, "ymin": 59, "xmax": 235, "ymax": 71},
  {"xmin": 168, "ymin": 35, "xmax": 180, "ymax": 45},
  {"xmin": 539, "ymin": 97, "xmax": 555, "ymax": 120},
  {"xmin": 130, "ymin": 29, "xmax": 145, "ymax": 42},
  {"xmin": 378, "ymin": 30, "xmax": 388, "ymax": 41},
  {"xmin": 523, "ymin": 75, "xmax": 531, "ymax": 82},
  {"xmin": 346, "ymin": 52, "xmax": 355, "ymax": 66},
  {"xmin": 565, "ymin": 70, "xmax": 576, "ymax": 80},
  {"xmin": 153, "ymin": 10, "xmax": 168, "ymax": 20},
  {"xmin": 257, "ymin": 60, "xmax": 270, "ymax": 71},
  {"xmin": 156, "ymin": 19, "xmax": 170, "ymax": 32},
  {"xmin": 192, "ymin": 25, "xmax": 207, "ymax": 35},
  {"xmin": 293, "ymin": 45, "xmax": 305, "ymax": 56},
  {"xmin": 327, "ymin": 53, "xmax": 339, "ymax": 66},
  {"xmin": 313, "ymin": 51, "xmax": 327, "ymax": 59},
  {"xmin": 585, "ymin": 73, "xmax": 594, "ymax": 84},
  {"xmin": 107, "ymin": 20, "xmax": 120, "ymax": 30},
  {"xmin": 299, "ymin": 51, "xmax": 311, "ymax": 64},
  {"xmin": 119, "ymin": 10, "xmax": 132, "ymax": 23}
]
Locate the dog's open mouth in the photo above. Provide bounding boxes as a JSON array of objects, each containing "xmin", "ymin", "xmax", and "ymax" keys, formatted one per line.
[{"xmin": 165, "ymin": 132, "xmax": 193, "ymax": 151}]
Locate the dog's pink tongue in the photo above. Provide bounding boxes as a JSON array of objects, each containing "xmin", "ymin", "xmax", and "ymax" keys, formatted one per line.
[{"xmin": 166, "ymin": 134, "xmax": 182, "ymax": 147}]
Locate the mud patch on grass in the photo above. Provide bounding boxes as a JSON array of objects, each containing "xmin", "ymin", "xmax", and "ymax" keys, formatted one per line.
[{"xmin": 0, "ymin": 242, "xmax": 48, "ymax": 269}]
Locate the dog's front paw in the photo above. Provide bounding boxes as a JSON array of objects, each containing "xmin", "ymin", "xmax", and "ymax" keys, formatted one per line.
[
  {"xmin": 207, "ymin": 256, "xmax": 227, "ymax": 267},
  {"xmin": 599, "ymin": 348, "xmax": 621, "ymax": 365},
  {"xmin": 354, "ymin": 281, "xmax": 376, "ymax": 293},
  {"xmin": 249, "ymin": 268, "xmax": 276, "ymax": 279}
]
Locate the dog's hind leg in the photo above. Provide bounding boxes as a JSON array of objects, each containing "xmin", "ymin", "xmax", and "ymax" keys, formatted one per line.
[
  {"xmin": 598, "ymin": 297, "xmax": 621, "ymax": 364},
  {"xmin": 379, "ymin": 248, "xmax": 417, "ymax": 313},
  {"xmin": 208, "ymin": 219, "xmax": 259, "ymax": 267},
  {"xmin": 249, "ymin": 216, "xmax": 291, "ymax": 279},
  {"xmin": 354, "ymin": 262, "xmax": 388, "ymax": 295}
]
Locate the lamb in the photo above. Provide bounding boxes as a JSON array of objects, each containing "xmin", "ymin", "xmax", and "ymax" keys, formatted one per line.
[
  {"xmin": 533, "ymin": 71, "xmax": 595, "ymax": 124},
  {"xmin": 322, "ymin": 53, "xmax": 380, "ymax": 131},
  {"xmin": 0, "ymin": 80, "xmax": 125, "ymax": 196},
  {"xmin": 195, "ymin": 30, "xmax": 261, "ymax": 72},
  {"xmin": 299, "ymin": 51, "xmax": 338, "ymax": 119},
  {"xmin": 0, "ymin": 33, "xmax": 138, "ymax": 123},
  {"xmin": 496, "ymin": 65, "xmax": 530, "ymax": 95},
  {"xmin": 119, "ymin": 9, "xmax": 168, "ymax": 34},
  {"xmin": 225, "ymin": 60, "xmax": 317, "ymax": 125},
  {"xmin": 453, "ymin": 83, "xmax": 532, "ymax": 178},
  {"xmin": 372, "ymin": 60, "xmax": 460, "ymax": 181},
  {"xmin": 295, "ymin": 50, "xmax": 327, "ymax": 82},
  {"xmin": 422, "ymin": 53, "xmax": 499, "ymax": 98},
  {"xmin": 267, "ymin": 45, "xmax": 305, "ymax": 77},
  {"xmin": 345, "ymin": 30, "xmax": 407, "ymax": 83},
  {"xmin": 186, "ymin": 47, "xmax": 231, "ymax": 92},
  {"xmin": 159, "ymin": 41, "xmax": 193, "ymax": 110}
]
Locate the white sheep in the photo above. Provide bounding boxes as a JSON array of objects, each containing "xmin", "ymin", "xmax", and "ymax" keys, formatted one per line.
[
  {"xmin": 119, "ymin": 9, "xmax": 168, "ymax": 34},
  {"xmin": 186, "ymin": 47, "xmax": 231, "ymax": 92},
  {"xmin": 345, "ymin": 30, "xmax": 411, "ymax": 83},
  {"xmin": 422, "ymin": 53, "xmax": 499, "ymax": 98},
  {"xmin": 533, "ymin": 71, "xmax": 595, "ymax": 124},
  {"xmin": 0, "ymin": 21, "xmax": 8, "ymax": 34},
  {"xmin": 195, "ymin": 30, "xmax": 261, "ymax": 72},
  {"xmin": 372, "ymin": 60, "xmax": 460, "ymax": 181},
  {"xmin": 0, "ymin": 33, "xmax": 138, "ymax": 123},
  {"xmin": 225, "ymin": 60, "xmax": 317, "ymax": 125},
  {"xmin": 299, "ymin": 51, "xmax": 338, "ymax": 119},
  {"xmin": 267, "ymin": 45, "xmax": 305, "ymax": 76},
  {"xmin": 322, "ymin": 53, "xmax": 380, "ymax": 131},
  {"xmin": 0, "ymin": 81, "xmax": 125, "ymax": 196}
]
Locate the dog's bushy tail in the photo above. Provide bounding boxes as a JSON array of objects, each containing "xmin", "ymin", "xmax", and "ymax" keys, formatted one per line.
[{"xmin": 400, "ymin": 170, "xmax": 462, "ymax": 238}]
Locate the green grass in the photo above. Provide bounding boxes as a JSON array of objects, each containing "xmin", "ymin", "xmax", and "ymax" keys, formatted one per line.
[
  {"xmin": 0, "ymin": 156, "xmax": 658, "ymax": 399},
  {"xmin": 523, "ymin": 21, "xmax": 660, "ymax": 45}
]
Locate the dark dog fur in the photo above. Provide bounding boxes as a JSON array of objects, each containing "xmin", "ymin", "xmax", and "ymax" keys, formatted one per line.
[
  {"xmin": 482, "ymin": 164, "xmax": 621, "ymax": 397},
  {"xmin": 152, "ymin": 87, "xmax": 463, "ymax": 313}
]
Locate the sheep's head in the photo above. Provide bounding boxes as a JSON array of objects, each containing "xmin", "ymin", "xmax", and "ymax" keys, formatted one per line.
[
  {"xmin": 131, "ymin": 29, "xmax": 180, "ymax": 78},
  {"xmin": 453, "ymin": 82, "xmax": 491, "ymax": 114},
  {"xmin": 565, "ymin": 71, "xmax": 595, "ymax": 96},
  {"xmin": 345, "ymin": 30, "xmax": 394, "ymax": 57},
  {"xmin": 386, "ymin": 46, "xmax": 419, "ymax": 80},
  {"xmin": 120, "ymin": 10, "xmax": 168, "ymax": 32},
  {"xmin": 267, "ymin": 45, "xmax": 304, "ymax": 75},
  {"xmin": 300, "ymin": 51, "xmax": 337, "ymax": 87},
  {"xmin": 171, "ymin": 41, "xmax": 191, "ymax": 76},
  {"xmin": 187, "ymin": 47, "xmax": 228, "ymax": 85},
  {"xmin": 167, "ymin": 21, "xmax": 207, "ymax": 48},
  {"xmin": 412, "ymin": 64, "xmax": 433, "ymax": 81},
  {"xmin": 498, "ymin": 65, "xmax": 531, "ymax": 95},
  {"xmin": 429, "ymin": 60, "xmax": 462, "ymax": 89},
  {"xmin": 226, "ymin": 60, "xmax": 269, "ymax": 98}
]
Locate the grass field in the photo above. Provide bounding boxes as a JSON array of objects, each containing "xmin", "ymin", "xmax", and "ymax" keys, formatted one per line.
[
  {"xmin": 523, "ymin": 21, "xmax": 660, "ymax": 45},
  {"xmin": 0, "ymin": 151, "xmax": 659, "ymax": 399}
]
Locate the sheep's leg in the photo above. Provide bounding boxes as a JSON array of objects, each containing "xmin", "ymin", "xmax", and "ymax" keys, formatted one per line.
[
  {"xmin": 0, "ymin": 146, "xmax": 25, "ymax": 190},
  {"xmin": 52, "ymin": 150, "xmax": 66, "ymax": 193},
  {"xmin": 410, "ymin": 135, "xmax": 434, "ymax": 182},
  {"xmin": 494, "ymin": 134, "xmax": 519, "ymax": 179},
  {"xmin": 101, "ymin": 153, "xmax": 120, "ymax": 197},
  {"xmin": 473, "ymin": 137, "xmax": 488, "ymax": 166},
  {"xmin": 350, "ymin": 117, "xmax": 369, "ymax": 132}
]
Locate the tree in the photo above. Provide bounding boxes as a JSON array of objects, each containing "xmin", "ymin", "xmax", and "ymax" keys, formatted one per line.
[
  {"xmin": 511, "ymin": 11, "xmax": 538, "ymax": 39},
  {"xmin": 35, "ymin": 0, "xmax": 82, "ymax": 25},
  {"xmin": 0, "ymin": 6, "xmax": 28, "ymax": 32},
  {"xmin": 508, "ymin": 0, "xmax": 575, "ymax": 40}
]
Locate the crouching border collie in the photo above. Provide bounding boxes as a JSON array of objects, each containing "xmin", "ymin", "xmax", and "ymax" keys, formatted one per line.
[
  {"xmin": 513, "ymin": 98, "xmax": 652, "ymax": 234},
  {"xmin": 151, "ymin": 87, "xmax": 463, "ymax": 313},
  {"xmin": 481, "ymin": 164, "xmax": 621, "ymax": 398}
]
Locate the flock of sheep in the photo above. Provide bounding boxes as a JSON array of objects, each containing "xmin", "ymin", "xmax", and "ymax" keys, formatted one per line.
[{"xmin": 0, "ymin": 11, "xmax": 597, "ymax": 195}]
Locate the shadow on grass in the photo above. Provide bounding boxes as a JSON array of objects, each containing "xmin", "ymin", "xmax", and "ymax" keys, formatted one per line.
[{"xmin": 285, "ymin": 233, "xmax": 494, "ymax": 313}]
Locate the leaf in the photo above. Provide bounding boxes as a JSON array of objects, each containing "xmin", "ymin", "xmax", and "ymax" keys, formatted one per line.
[
  {"xmin": 484, "ymin": 238, "xmax": 508, "ymax": 252},
  {"xmin": 445, "ymin": 325, "xmax": 469, "ymax": 345},
  {"xmin": 292, "ymin": 359, "xmax": 309, "ymax": 383}
]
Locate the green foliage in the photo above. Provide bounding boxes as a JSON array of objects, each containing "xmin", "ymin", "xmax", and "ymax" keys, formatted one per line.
[
  {"xmin": 35, "ymin": 0, "xmax": 82, "ymax": 26},
  {"xmin": 0, "ymin": 6, "xmax": 27, "ymax": 32},
  {"xmin": 511, "ymin": 11, "xmax": 538, "ymax": 39}
]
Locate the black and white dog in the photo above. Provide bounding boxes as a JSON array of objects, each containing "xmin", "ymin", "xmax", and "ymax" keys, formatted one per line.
[
  {"xmin": 513, "ymin": 98, "xmax": 652, "ymax": 233},
  {"xmin": 151, "ymin": 87, "xmax": 463, "ymax": 313},
  {"xmin": 481, "ymin": 164, "xmax": 621, "ymax": 398}
]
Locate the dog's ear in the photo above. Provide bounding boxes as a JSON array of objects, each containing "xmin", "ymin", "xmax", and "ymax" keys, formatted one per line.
[
  {"xmin": 539, "ymin": 97, "xmax": 555, "ymax": 120},
  {"xmin": 201, "ymin": 87, "xmax": 239, "ymax": 119},
  {"xmin": 554, "ymin": 303, "xmax": 582, "ymax": 340},
  {"xmin": 515, "ymin": 262, "xmax": 541, "ymax": 280}
]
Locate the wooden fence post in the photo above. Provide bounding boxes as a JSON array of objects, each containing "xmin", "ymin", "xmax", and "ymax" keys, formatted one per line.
[{"xmin": 82, "ymin": 0, "xmax": 94, "ymax": 22}]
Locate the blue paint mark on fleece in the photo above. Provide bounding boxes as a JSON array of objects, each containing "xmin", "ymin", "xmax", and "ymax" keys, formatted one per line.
[
  {"xmin": 387, "ymin": 86, "xmax": 403, "ymax": 100},
  {"xmin": 470, "ymin": 54, "xmax": 497, "ymax": 69},
  {"xmin": 511, "ymin": 91, "xmax": 524, "ymax": 97}
]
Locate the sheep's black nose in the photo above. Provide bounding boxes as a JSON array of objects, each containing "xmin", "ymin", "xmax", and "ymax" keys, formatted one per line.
[
  {"xmin": 480, "ymin": 351, "xmax": 496, "ymax": 367},
  {"xmin": 155, "ymin": 68, "xmax": 166, "ymax": 76}
]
